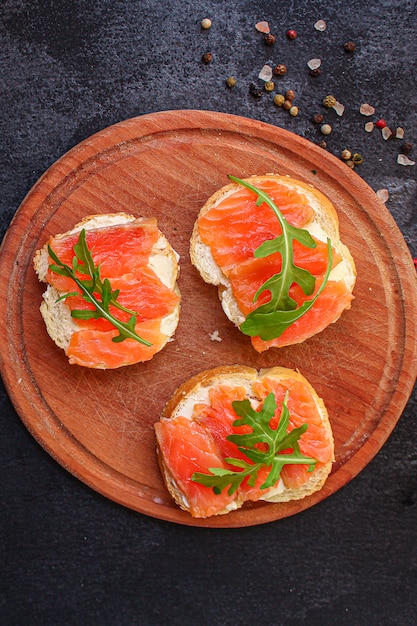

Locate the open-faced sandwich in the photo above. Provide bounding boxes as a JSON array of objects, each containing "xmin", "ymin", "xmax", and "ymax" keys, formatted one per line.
[
  {"xmin": 34, "ymin": 213, "xmax": 180, "ymax": 369},
  {"xmin": 190, "ymin": 174, "xmax": 356, "ymax": 352},
  {"xmin": 154, "ymin": 365, "xmax": 334, "ymax": 518}
]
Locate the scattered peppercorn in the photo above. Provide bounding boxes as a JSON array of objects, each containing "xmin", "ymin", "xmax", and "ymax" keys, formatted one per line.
[
  {"xmin": 401, "ymin": 141, "xmax": 413, "ymax": 156},
  {"xmin": 249, "ymin": 83, "xmax": 262, "ymax": 98},
  {"xmin": 283, "ymin": 99, "xmax": 292, "ymax": 110},
  {"xmin": 201, "ymin": 18, "xmax": 212, "ymax": 29},
  {"xmin": 202, "ymin": 52, "xmax": 213, "ymax": 64},
  {"xmin": 289, "ymin": 105, "xmax": 299, "ymax": 117},
  {"xmin": 285, "ymin": 89, "xmax": 295, "ymax": 101},
  {"xmin": 317, "ymin": 140, "xmax": 327, "ymax": 148},
  {"xmin": 264, "ymin": 80, "xmax": 274, "ymax": 92},
  {"xmin": 341, "ymin": 149, "xmax": 352, "ymax": 160},
  {"xmin": 264, "ymin": 33, "xmax": 276, "ymax": 45},
  {"xmin": 323, "ymin": 95, "xmax": 337, "ymax": 108},
  {"xmin": 343, "ymin": 41, "xmax": 356, "ymax": 52},
  {"xmin": 226, "ymin": 76, "xmax": 237, "ymax": 88},
  {"xmin": 273, "ymin": 64, "xmax": 287, "ymax": 76},
  {"xmin": 376, "ymin": 118, "xmax": 387, "ymax": 129},
  {"xmin": 312, "ymin": 113, "xmax": 324, "ymax": 124},
  {"xmin": 273, "ymin": 93, "xmax": 285, "ymax": 106},
  {"xmin": 309, "ymin": 67, "xmax": 321, "ymax": 77},
  {"xmin": 345, "ymin": 160, "xmax": 355, "ymax": 169},
  {"xmin": 286, "ymin": 29, "xmax": 297, "ymax": 40},
  {"xmin": 320, "ymin": 123, "xmax": 332, "ymax": 135},
  {"xmin": 352, "ymin": 153, "xmax": 364, "ymax": 165}
]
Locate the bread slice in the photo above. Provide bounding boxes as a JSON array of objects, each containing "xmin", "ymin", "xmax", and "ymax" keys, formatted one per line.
[
  {"xmin": 190, "ymin": 174, "xmax": 356, "ymax": 348},
  {"xmin": 155, "ymin": 365, "xmax": 334, "ymax": 518},
  {"xmin": 34, "ymin": 213, "xmax": 180, "ymax": 368}
]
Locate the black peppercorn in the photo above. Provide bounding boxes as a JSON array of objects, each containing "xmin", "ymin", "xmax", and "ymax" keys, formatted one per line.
[
  {"xmin": 311, "ymin": 113, "xmax": 324, "ymax": 124},
  {"xmin": 401, "ymin": 141, "xmax": 413, "ymax": 156},
  {"xmin": 344, "ymin": 41, "xmax": 356, "ymax": 52},
  {"xmin": 309, "ymin": 67, "xmax": 321, "ymax": 77},
  {"xmin": 202, "ymin": 52, "xmax": 213, "ymax": 64},
  {"xmin": 264, "ymin": 33, "xmax": 276, "ymax": 45},
  {"xmin": 249, "ymin": 83, "xmax": 262, "ymax": 98}
]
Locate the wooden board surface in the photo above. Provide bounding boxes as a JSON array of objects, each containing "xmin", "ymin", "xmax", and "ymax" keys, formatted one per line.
[{"xmin": 1, "ymin": 110, "xmax": 416, "ymax": 527}]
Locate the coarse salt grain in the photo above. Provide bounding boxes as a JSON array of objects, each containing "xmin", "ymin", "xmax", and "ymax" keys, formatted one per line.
[
  {"xmin": 396, "ymin": 127, "xmax": 405, "ymax": 139},
  {"xmin": 381, "ymin": 126, "xmax": 392, "ymax": 140},
  {"xmin": 258, "ymin": 64, "xmax": 273, "ymax": 81},
  {"xmin": 360, "ymin": 103, "xmax": 375, "ymax": 116},
  {"xmin": 314, "ymin": 20, "xmax": 327, "ymax": 31},
  {"xmin": 365, "ymin": 122, "xmax": 374, "ymax": 132},
  {"xmin": 209, "ymin": 330, "xmax": 222, "ymax": 342},
  {"xmin": 307, "ymin": 58, "xmax": 322, "ymax": 70},
  {"xmin": 255, "ymin": 21, "xmax": 270, "ymax": 34},
  {"xmin": 333, "ymin": 101, "xmax": 345, "ymax": 116},
  {"xmin": 397, "ymin": 154, "xmax": 415, "ymax": 166},
  {"xmin": 376, "ymin": 189, "xmax": 389, "ymax": 203}
]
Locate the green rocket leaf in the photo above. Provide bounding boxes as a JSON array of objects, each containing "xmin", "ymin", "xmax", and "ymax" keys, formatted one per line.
[
  {"xmin": 227, "ymin": 175, "xmax": 332, "ymax": 341},
  {"xmin": 48, "ymin": 229, "xmax": 152, "ymax": 346},
  {"xmin": 192, "ymin": 391, "xmax": 317, "ymax": 496}
]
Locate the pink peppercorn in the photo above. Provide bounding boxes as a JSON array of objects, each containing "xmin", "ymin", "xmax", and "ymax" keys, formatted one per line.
[
  {"xmin": 286, "ymin": 29, "xmax": 297, "ymax": 40},
  {"xmin": 376, "ymin": 119, "xmax": 387, "ymax": 129}
]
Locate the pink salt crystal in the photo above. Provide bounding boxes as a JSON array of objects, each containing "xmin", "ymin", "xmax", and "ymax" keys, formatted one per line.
[
  {"xmin": 333, "ymin": 101, "xmax": 345, "ymax": 116},
  {"xmin": 376, "ymin": 189, "xmax": 389, "ymax": 203},
  {"xmin": 381, "ymin": 126, "xmax": 392, "ymax": 140},
  {"xmin": 255, "ymin": 21, "xmax": 270, "ymax": 34},
  {"xmin": 314, "ymin": 20, "xmax": 327, "ymax": 31},
  {"xmin": 307, "ymin": 58, "xmax": 322, "ymax": 70},
  {"xmin": 360, "ymin": 103, "xmax": 375, "ymax": 116},
  {"xmin": 396, "ymin": 127, "xmax": 405, "ymax": 139},
  {"xmin": 258, "ymin": 64, "xmax": 273, "ymax": 81},
  {"xmin": 397, "ymin": 154, "xmax": 415, "ymax": 166},
  {"xmin": 365, "ymin": 122, "xmax": 374, "ymax": 132}
]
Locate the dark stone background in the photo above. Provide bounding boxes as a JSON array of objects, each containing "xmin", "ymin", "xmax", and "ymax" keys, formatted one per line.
[{"xmin": 1, "ymin": 1, "xmax": 416, "ymax": 624}]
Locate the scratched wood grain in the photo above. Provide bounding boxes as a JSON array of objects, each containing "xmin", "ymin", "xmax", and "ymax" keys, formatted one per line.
[{"xmin": 1, "ymin": 110, "xmax": 416, "ymax": 527}]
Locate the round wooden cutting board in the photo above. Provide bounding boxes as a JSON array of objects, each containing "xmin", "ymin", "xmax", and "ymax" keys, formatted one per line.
[{"xmin": 1, "ymin": 110, "xmax": 416, "ymax": 527}]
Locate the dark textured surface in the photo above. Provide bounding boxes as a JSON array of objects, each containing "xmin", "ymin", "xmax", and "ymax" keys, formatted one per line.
[{"xmin": 1, "ymin": 1, "xmax": 416, "ymax": 624}]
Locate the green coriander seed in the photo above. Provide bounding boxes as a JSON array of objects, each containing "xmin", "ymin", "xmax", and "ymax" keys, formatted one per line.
[{"xmin": 273, "ymin": 93, "xmax": 285, "ymax": 106}]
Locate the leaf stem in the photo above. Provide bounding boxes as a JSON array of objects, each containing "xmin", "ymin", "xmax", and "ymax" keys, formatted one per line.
[
  {"xmin": 227, "ymin": 175, "xmax": 333, "ymax": 340},
  {"xmin": 48, "ymin": 233, "xmax": 153, "ymax": 346}
]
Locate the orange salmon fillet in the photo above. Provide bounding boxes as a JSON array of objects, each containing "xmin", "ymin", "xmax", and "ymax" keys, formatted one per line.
[
  {"xmin": 250, "ymin": 280, "xmax": 353, "ymax": 352},
  {"xmin": 47, "ymin": 218, "xmax": 159, "ymax": 291},
  {"xmin": 252, "ymin": 377, "xmax": 333, "ymax": 488},
  {"xmin": 155, "ymin": 416, "xmax": 236, "ymax": 518},
  {"xmin": 198, "ymin": 182, "xmax": 315, "ymax": 272}
]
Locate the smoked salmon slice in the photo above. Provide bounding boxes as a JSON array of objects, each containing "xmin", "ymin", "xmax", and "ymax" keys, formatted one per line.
[{"xmin": 155, "ymin": 416, "xmax": 236, "ymax": 518}]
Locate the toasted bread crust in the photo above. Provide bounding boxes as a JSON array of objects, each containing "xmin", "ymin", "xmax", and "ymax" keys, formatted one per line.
[
  {"xmin": 190, "ymin": 174, "xmax": 356, "ymax": 343},
  {"xmin": 156, "ymin": 365, "xmax": 334, "ymax": 517}
]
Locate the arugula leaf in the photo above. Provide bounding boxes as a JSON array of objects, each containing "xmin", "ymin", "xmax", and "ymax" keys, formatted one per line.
[
  {"xmin": 47, "ymin": 229, "xmax": 152, "ymax": 346},
  {"xmin": 192, "ymin": 391, "xmax": 317, "ymax": 496},
  {"xmin": 227, "ymin": 175, "xmax": 332, "ymax": 341}
]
